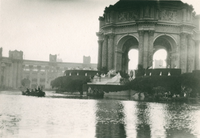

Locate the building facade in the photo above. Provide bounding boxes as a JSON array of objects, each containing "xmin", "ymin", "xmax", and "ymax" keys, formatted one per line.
[
  {"xmin": 0, "ymin": 48, "xmax": 97, "ymax": 89},
  {"xmin": 97, "ymin": 0, "xmax": 200, "ymax": 73}
]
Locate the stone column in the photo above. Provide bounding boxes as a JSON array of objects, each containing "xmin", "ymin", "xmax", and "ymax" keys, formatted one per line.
[
  {"xmin": 6, "ymin": 64, "xmax": 11, "ymax": 87},
  {"xmin": 29, "ymin": 65, "xmax": 33, "ymax": 88},
  {"xmin": 4, "ymin": 66, "xmax": 7, "ymax": 86},
  {"xmin": 37, "ymin": 66, "xmax": 41, "ymax": 88},
  {"xmin": 9, "ymin": 62, "xmax": 13, "ymax": 88},
  {"xmin": 195, "ymin": 40, "xmax": 200, "ymax": 70},
  {"xmin": 108, "ymin": 34, "xmax": 115, "ymax": 70},
  {"xmin": 16, "ymin": 62, "xmax": 19, "ymax": 88},
  {"xmin": 138, "ymin": 31, "xmax": 144, "ymax": 66},
  {"xmin": 102, "ymin": 35, "xmax": 108, "ymax": 69},
  {"xmin": 45, "ymin": 66, "xmax": 49, "ymax": 89},
  {"xmin": 187, "ymin": 35, "xmax": 195, "ymax": 72},
  {"xmin": 115, "ymin": 50, "xmax": 123, "ymax": 71},
  {"xmin": 182, "ymin": 9, "xmax": 187, "ymax": 22},
  {"xmin": 170, "ymin": 47, "xmax": 179, "ymax": 68},
  {"xmin": 0, "ymin": 62, "xmax": 1, "ymax": 86},
  {"xmin": 2, "ymin": 66, "xmax": 5, "ymax": 86},
  {"xmin": 143, "ymin": 31, "xmax": 149, "ymax": 68},
  {"xmin": 97, "ymin": 40, "xmax": 103, "ymax": 71},
  {"xmin": 17, "ymin": 61, "xmax": 23, "ymax": 88},
  {"xmin": 180, "ymin": 33, "xmax": 187, "ymax": 73},
  {"xmin": 148, "ymin": 31, "xmax": 154, "ymax": 67},
  {"xmin": 12, "ymin": 62, "xmax": 17, "ymax": 88}
]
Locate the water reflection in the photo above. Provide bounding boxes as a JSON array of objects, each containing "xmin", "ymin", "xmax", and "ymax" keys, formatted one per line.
[
  {"xmin": 135, "ymin": 102, "xmax": 151, "ymax": 138},
  {"xmin": 95, "ymin": 100, "xmax": 126, "ymax": 138},
  {"xmin": 164, "ymin": 103, "xmax": 199, "ymax": 138},
  {"xmin": 0, "ymin": 91, "xmax": 200, "ymax": 138},
  {"xmin": 148, "ymin": 103, "xmax": 167, "ymax": 138}
]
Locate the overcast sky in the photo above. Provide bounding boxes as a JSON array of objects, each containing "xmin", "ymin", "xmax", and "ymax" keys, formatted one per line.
[{"xmin": 1, "ymin": 0, "xmax": 200, "ymax": 63}]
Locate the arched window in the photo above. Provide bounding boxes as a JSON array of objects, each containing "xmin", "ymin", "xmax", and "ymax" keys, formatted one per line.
[{"xmin": 153, "ymin": 49, "xmax": 167, "ymax": 68}]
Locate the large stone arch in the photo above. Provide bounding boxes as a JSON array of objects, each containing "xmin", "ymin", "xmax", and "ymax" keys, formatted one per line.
[
  {"xmin": 97, "ymin": 0, "xmax": 200, "ymax": 73},
  {"xmin": 116, "ymin": 35, "xmax": 139, "ymax": 72},
  {"xmin": 153, "ymin": 35, "xmax": 178, "ymax": 68}
]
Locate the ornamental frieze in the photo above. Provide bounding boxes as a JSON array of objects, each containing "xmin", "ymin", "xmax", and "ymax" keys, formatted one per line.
[
  {"xmin": 159, "ymin": 10, "xmax": 177, "ymax": 21},
  {"xmin": 156, "ymin": 25, "xmax": 180, "ymax": 33},
  {"xmin": 118, "ymin": 10, "xmax": 139, "ymax": 22},
  {"xmin": 115, "ymin": 26, "xmax": 137, "ymax": 33},
  {"xmin": 181, "ymin": 26, "xmax": 193, "ymax": 34}
]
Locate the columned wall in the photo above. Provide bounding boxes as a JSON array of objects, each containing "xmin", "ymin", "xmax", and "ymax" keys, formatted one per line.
[
  {"xmin": 97, "ymin": 33, "xmax": 115, "ymax": 71},
  {"xmin": 0, "ymin": 60, "xmax": 23, "ymax": 89}
]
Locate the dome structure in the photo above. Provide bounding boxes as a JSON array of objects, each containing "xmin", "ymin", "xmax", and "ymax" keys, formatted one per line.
[{"xmin": 96, "ymin": 0, "xmax": 200, "ymax": 73}]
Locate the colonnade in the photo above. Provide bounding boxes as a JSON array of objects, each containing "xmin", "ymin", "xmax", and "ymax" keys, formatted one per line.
[
  {"xmin": 97, "ymin": 31, "xmax": 200, "ymax": 73},
  {"xmin": 97, "ymin": 31, "xmax": 156, "ymax": 72},
  {"xmin": 98, "ymin": 33, "xmax": 115, "ymax": 71}
]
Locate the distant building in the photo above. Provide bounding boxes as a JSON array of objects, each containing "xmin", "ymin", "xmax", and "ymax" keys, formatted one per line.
[
  {"xmin": 83, "ymin": 56, "xmax": 91, "ymax": 64},
  {"xmin": 0, "ymin": 48, "xmax": 97, "ymax": 90}
]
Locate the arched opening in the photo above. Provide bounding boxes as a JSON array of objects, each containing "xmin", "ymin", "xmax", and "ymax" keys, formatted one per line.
[
  {"xmin": 153, "ymin": 49, "xmax": 167, "ymax": 68},
  {"xmin": 117, "ymin": 35, "xmax": 138, "ymax": 73},
  {"xmin": 153, "ymin": 35, "xmax": 177, "ymax": 68},
  {"xmin": 128, "ymin": 49, "xmax": 138, "ymax": 71}
]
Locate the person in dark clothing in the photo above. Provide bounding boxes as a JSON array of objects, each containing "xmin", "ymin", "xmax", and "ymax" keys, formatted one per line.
[{"xmin": 26, "ymin": 88, "xmax": 30, "ymax": 95}]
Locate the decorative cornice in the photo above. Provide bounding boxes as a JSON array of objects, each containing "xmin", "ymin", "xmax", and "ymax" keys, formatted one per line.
[
  {"xmin": 180, "ymin": 24, "xmax": 196, "ymax": 30},
  {"xmin": 99, "ymin": 16, "xmax": 104, "ymax": 21},
  {"xmin": 96, "ymin": 32, "xmax": 103, "ymax": 37},
  {"xmin": 96, "ymin": 32, "xmax": 104, "ymax": 40},
  {"xmin": 98, "ymin": 40, "xmax": 104, "ymax": 43}
]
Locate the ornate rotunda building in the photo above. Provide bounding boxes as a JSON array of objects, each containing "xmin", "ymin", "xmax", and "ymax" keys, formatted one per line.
[{"xmin": 97, "ymin": 0, "xmax": 200, "ymax": 73}]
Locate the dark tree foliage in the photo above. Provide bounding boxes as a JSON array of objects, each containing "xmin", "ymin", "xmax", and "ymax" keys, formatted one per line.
[
  {"xmin": 51, "ymin": 76, "xmax": 91, "ymax": 93},
  {"xmin": 100, "ymin": 66, "xmax": 108, "ymax": 74},
  {"xmin": 180, "ymin": 73, "xmax": 200, "ymax": 96},
  {"xmin": 129, "ymin": 76, "xmax": 181, "ymax": 94},
  {"xmin": 129, "ymin": 72, "xmax": 200, "ymax": 96}
]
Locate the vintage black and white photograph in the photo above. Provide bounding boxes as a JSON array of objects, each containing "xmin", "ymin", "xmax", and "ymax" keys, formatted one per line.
[{"xmin": 0, "ymin": 0, "xmax": 200, "ymax": 137}]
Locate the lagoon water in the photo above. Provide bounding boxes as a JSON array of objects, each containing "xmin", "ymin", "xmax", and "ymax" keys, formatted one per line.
[{"xmin": 0, "ymin": 91, "xmax": 200, "ymax": 138}]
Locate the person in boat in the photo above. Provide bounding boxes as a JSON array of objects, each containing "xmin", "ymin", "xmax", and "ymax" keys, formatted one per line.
[
  {"xmin": 34, "ymin": 88, "xmax": 38, "ymax": 93},
  {"xmin": 30, "ymin": 89, "xmax": 34, "ymax": 93},
  {"xmin": 38, "ymin": 87, "xmax": 42, "ymax": 93},
  {"xmin": 26, "ymin": 88, "xmax": 30, "ymax": 95}
]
